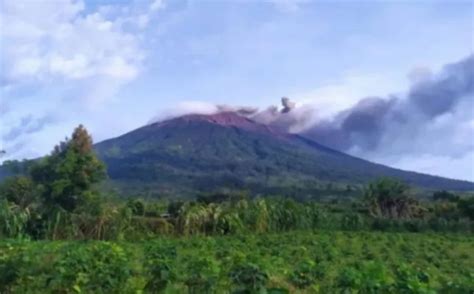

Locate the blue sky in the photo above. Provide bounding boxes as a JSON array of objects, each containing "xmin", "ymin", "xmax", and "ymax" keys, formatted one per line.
[{"xmin": 1, "ymin": 0, "xmax": 473, "ymax": 180}]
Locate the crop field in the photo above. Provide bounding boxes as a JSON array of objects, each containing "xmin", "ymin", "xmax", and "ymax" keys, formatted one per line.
[{"xmin": 1, "ymin": 231, "xmax": 473, "ymax": 293}]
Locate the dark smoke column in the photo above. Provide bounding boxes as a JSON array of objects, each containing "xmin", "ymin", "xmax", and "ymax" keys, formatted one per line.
[{"xmin": 281, "ymin": 97, "xmax": 295, "ymax": 113}]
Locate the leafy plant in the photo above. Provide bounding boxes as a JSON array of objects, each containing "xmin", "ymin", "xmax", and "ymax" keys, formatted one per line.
[
  {"xmin": 144, "ymin": 242, "xmax": 177, "ymax": 293},
  {"xmin": 145, "ymin": 262, "xmax": 175, "ymax": 293},
  {"xmin": 338, "ymin": 261, "xmax": 393, "ymax": 293},
  {"xmin": 0, "ymin": 243, "xmax": 24, "ymax": 292},
  {"xmin": 288, "ymin": 260, "xmax": 324, "ymax": 288},
  {"xmin": 0, "ymin": 200, "xmax": 30, "ymax": 239},
  {"xmin": 394, "ymin": 264, "xmax": 436, "ymax": 294},
  {"xmin": 184, "ymin": 256, "xmax": 220, "ymax": 293},
  {"xmin": 48, "ymin": 242, "xmax": 131, "ymax": 293},
  {"xmin": 230, "ymin": 262, "xmax": 268, "ymax": 293}
]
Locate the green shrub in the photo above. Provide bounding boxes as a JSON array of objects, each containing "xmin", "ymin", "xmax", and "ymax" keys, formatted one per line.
[
  {"xmin": 144, "ymin": 242, "xmax": 177, "ymax": 293},
  {"xmin": 184, "ymin": 256, "xmax": 220, "ymax": 293},
  {"xmin": 48, "ymin": 242, "xmax": 131, "ymax": 293},
  {"xmin": 145, "ymin": 262, "xmax": 175, "ymax": 293},
  {"xmin": 0, "ymin": 200, "xmax": 30, "ymax": 239},
  {"xmin": 288, "ymin": 260, "xmax": 323, "ymax": 288},
  {"xmin": 338, "ymin": 261, "xmax": 393, "ymax": 293},
  {"xmin": 393, "ymin": 263, "xmax": 436, "ymax": 294},
  {"xmin": 230, "ymin": 262, "xmax": 268, "ymax": 293},
  {"xmin": 0, "ymin": 243, "xmax": 24, "ymax": 292}
]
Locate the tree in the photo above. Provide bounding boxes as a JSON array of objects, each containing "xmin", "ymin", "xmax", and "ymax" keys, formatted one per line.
[
  {"xmin": 457, "ymin": 197, "xmax": 474, "ymax": 220},
  {"xmin": 127, "ymin": 199, "xmax": 145, "ymax": 216},
  {"xmin": 364, "ymin": 178, "xmax": 423, "ymax": 219},
  {"xmin": 0, "ymin": 176, "xmax": 38, "ymax": 209},
  {"xmin": 433, "ymin": 190, "xmax": 459, "ymax": 202},
  {"xmin": 30, "ymin": 125, "xmax": 106, "ymax": 212},
  {"xmin": 1, "ymin": 159, "xmax": 34, "ymax": 176}
]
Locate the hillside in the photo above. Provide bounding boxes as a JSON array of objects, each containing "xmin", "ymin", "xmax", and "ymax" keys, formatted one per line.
[{"xmin": 93, "ymin": 112, "xmax": 474, "ymax": 197}]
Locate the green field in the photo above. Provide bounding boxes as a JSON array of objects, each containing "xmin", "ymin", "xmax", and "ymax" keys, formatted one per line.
[{"xmin": 1, "ymin": 231, "xmax": 473, "ymax": 293}]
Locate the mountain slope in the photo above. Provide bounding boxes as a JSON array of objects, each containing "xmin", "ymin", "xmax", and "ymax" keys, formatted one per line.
[{"xmin": 94, "ymin": 112, "xmax": 474, "ymax": 197}]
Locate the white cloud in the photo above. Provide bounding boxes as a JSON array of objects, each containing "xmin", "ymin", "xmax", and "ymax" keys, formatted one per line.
[
  {"xmin": 295, "ymin": 72, "xmax": 405, "ymax": 120},
  {"xmin": 0, "ymin": 0, "xmax": 165, "ymax": 161},
  {"xmin": 148, "ymin": 101, "xmax": 219, "ymax": 124},
  {"xmin": 2, "ymin": 0, "xmax": 143, "ymax": 84},
  {"xmin": 1, "ymin": 0, "xmax": 166, "ymax": 106},
  {"xmin": 151, "ymin": 0, "xmax": 165, "ymax": 11}
]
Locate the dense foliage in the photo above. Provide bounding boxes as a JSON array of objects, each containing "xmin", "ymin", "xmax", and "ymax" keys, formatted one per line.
[
  {"xmin": 0, "ymin": 125, "xmax": 109, "ymax": 240},
  {"xmin": 1, "ymin": 232, "xmax": 472, "ymax": 293},
  {"xmin": 1, "ymin": 171, "xmax": 473, "ymax": 240}
]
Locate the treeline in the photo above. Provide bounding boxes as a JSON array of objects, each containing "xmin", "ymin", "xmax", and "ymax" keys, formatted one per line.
[{"xmin": 0, "ymin": 126, "xmax": 473, "ymax": 240}]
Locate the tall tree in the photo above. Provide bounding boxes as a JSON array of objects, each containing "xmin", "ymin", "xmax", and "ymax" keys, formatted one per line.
[
  {"xmin": 364, "ymin": 178, "xmax": 423, "ymax": 219},
  {"xmin": 31, "ymin": 125, "xmax": 106, "ymax": 212}
]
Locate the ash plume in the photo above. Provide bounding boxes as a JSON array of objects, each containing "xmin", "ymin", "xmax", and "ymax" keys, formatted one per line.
[
  {"xmin": 216, "ymin": 105, "xmax": 259, "ymax": 116},
  {"xmin": 148, "ymin": 54, "xmax": 473, "ymax": 161},
  {"xmin": 148, "ymin": 97, "xmax": 316, "ymax": 133},
  {"xmin": 281, "ymin": 97, "xmax": 296, "ymax": 113},
  {"xmin": 148, "ymin": 102, "xmax": 260, "ymax": 124},
  {"xmin": 303, "ymin": 54, "xmax": 474, "ymax": 156},
  {"xmin": 249, "ymin": 97, "xmax": 315, "ymax": 133}
]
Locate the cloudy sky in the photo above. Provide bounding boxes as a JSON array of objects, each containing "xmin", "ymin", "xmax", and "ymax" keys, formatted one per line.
[{"xmin": 1, "ymin": 0, "xmax": 473, "ymax": 181}]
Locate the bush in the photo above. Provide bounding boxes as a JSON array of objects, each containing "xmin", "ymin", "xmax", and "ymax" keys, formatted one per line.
[
  {"xmin": 184, "ymin": 256, "xmax": 220, "ymax": 293},
  {"xmin": 48, "ymin": 242, "xmax": 131, "ymax": 293},
  {"xmin": 0, "ymin": 176, "xmax": 38, "ymax": 209},
  {"xmin": 338, "ymin": 261, "xmax": 392, "ymax": 293},
  {"xmin": 0, "ymin": 243, "xmax": 24, "ymax": 292},
  {"xmin": 341, "ymin": 213, "xmax": 366, "ymax": 230},
  {"xmin": 0, "ymin": 200, "xmax": 30, "ymax": 239},
  {"xmin": 393, "ymin": 263, "xmax": 435, "ymax": 293},
  {"xmin": 288, "ymin": 260, "xmax": 324, "ymax": 288},
  {"xmin": 127, "ymin": 199, "xmax": 145, "ymax": 216},
  {"xmin": 145, "ymin": 262, "xmax": 175, "ymax": 293},
  {"xmin": 144, "ymin": 242, "xmax": 177, "ymax": 293},
  {"xmin": 230, "ymin": 262, "xmax": 268, "ymax": 293}
]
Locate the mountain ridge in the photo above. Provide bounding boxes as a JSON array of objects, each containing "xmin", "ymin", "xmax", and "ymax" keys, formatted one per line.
[{"xmin": 92, "ymin": 111, "xmax": 474, "ymax": 197}]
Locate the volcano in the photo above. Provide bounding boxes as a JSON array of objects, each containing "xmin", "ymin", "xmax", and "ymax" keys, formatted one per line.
[{"xmin": 94, "ymin": 112, "xmax": 474, "ymax": 197}]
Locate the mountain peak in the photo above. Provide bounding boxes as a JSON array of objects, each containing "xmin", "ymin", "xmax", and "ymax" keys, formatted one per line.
[
  {"xmin": 181, "ymin": 111, "xmax": 252, "ymax": 126},
  {"xmin": 95, "ymin": 110, "xmax": 474, "ymax": 196},
  {"xmin": 154, "ymin": 111, "xmax": 283, "ymax": 136}
]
